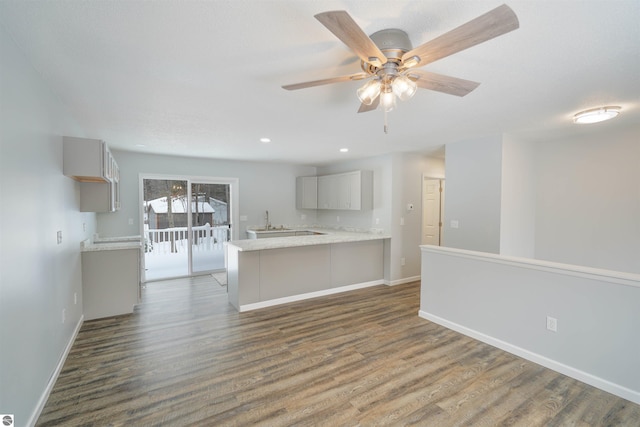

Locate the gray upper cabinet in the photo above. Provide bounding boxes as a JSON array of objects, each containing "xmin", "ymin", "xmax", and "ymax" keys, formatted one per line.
[
  {"xmin": 302, "ymin": 170, "xmax": 373, "ymax": 211},
  {"xmin": 296, "ymin": 176, "xmax": 318, "ymax": 209},
  {"xmin": 63, "ymin": 136, "xmax": 120, "ymax": 212},
  {"xmin": 63, "ymin": 136, "xmax": 113, "ymax": 182}
]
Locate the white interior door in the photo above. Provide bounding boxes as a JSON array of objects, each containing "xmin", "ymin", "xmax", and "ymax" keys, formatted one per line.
[{"xmin": 422, "ymin": 178, "xmax": 443, "ymax": 245}]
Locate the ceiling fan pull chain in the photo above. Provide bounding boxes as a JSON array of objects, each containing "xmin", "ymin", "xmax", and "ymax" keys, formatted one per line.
[{"xmin": 384, "ymin": 109, "xmax": 389, "ymax": 134}]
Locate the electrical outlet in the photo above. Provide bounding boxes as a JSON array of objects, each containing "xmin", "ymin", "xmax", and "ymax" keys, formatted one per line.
[
  {"xmin": 82, "ymin": 222, "xmax": 86, "ymax": 232},
  {"xmin": 74, "ymin": 293, "xmax": 77, "ymax": 305},
  {"xmin": 336, "ymin": 216, "xmax": 340, "ymax": 222},
  {"xmin": 128, "ymin": 218, "xmax": 134, "ymax": 225},
  {"xmin": 375, "ymin": 218, "xmax": 380, "ymax": 225},
  {"xmin": 546, "ymin": 316, "xmax": 558, "ymax": 332},
  {"xmin": 401, "ymin": 257, "xmax": 406, "ymax": 266},
  {"xmin": 57, "ymin": 230, "xmax": 63, "ymax": 244},
  {"xmin": 400, "ymin": 217, "xmax": 405, "ymax": 226},
  {"xmin": 450, "ymin": 220, "xmax": 459, "ymax": 229},
  {"xmin": 62, "ymin": 309, "xmax": 66, "ymax": 324}
]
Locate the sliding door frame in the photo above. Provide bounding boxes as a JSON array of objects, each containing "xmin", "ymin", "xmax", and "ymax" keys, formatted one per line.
[{"xmin": 139, "ymin": 173, "xmax": 240, "ymax": 282}]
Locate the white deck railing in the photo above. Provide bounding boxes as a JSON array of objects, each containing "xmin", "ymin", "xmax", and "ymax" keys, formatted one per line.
[{"xmin": 145, "ymin": 223, "xmax": 229, "ymax": 254}]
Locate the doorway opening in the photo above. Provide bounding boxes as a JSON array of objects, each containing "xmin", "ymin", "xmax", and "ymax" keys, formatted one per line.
[{"xmin": 140, "ymin": 175, "xmax": 238, "ymax": 282}]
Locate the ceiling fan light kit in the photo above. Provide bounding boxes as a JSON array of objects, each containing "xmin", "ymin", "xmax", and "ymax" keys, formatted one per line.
[
  {"xmin": 357, "ymin": 79, "xmax": 381, "ymax": 105},
  {"xmin": 380, "ymin": 88, "xmax": 397, "ymax": 113},
  {"xmin": 391, "ymin": 74, "xmax": 418, "ymax": 101},
  {"xmin": 573, "ymin": 106, "xmax": 621, "ymax": 124},
  {"xmin": 283, "ymin": 4, "xmax": 520, "ymax": 132}
]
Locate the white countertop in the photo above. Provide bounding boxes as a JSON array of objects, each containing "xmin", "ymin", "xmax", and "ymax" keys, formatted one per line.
[
  {"xmin": 93, "ymin": 235, "xmax": 141, "ymax": 243},
  {"xmin": 81, "ymin": 237, "xmax": 142, "ymax": 252},
  {"xmin": 228, "ymin": 228, "xmax": 390, "ymax": 252}
]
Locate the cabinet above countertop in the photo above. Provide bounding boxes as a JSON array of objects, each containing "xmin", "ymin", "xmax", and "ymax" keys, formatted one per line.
[
  {"xmin": 63, "ymin": 136, "xmax": 121, "ymax": 212},
  {"xmin": 63, "ymin": 136, "xmax": 113, "ymax": 182},
  {"xmin": 296, "ymin": 170, "xmax": 373, "ymax": 211}
]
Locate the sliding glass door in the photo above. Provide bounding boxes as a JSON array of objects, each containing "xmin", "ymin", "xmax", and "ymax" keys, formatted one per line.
[
  {"xmin": 143, "ymin": 178, "xmax": 190, "ymax": 281},
  {"xmin": 141, "ymin": 175, "xmax": 236, "ymax": 282},
  {"xmin": 190, "ymin": 181, "xmax": 230, "ymax": 274}
]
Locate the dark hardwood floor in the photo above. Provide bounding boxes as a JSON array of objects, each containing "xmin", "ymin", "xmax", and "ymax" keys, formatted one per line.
[{"xmin": 37, "ymin": 276, "xmax": 640, "ymax": 426}]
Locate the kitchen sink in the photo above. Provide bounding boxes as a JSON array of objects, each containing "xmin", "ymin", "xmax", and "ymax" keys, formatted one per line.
[{"xmin": 251, "ymin": 227, "xmax": 291, "ymax": 232}]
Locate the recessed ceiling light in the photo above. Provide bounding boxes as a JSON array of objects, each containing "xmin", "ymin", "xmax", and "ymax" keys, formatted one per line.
[
  {"xmin": 573, "ymin": 106, "xmax": 621, "ymax": 124},
  {"xmin": 340, "ymin": 148, "xmax": 349, "ymax": 152},
  {"xmin": 135, "ymin": 144, "xmax": 146, "ymax": 147},
  {"xmin": 260, "ymin": 137, "xmax": 271, "ymax": 143}
]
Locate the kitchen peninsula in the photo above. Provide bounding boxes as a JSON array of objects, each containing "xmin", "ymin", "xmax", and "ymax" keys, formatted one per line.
[{"xmin": 226, "ymin": 228, "xmax": 390, "ymax": 312}]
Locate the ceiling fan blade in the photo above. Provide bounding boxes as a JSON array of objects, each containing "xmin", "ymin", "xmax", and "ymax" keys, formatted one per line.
[
  {"xmin": 315, "ymin": 11, "xmax": 387, "ymax": 67},
  {"xmin": 282, "ymin": 73, "xmax": 368, "ymax": 91},
  {"xmin": 357, "ymin": 96, "xmax": 379, "ymax": 113},
  {"xmin": 402, "ymin": 4, "xmax": 519, "ymax": 68},
  {"xmin": 410, "ymin": 71, "xmax": 480, "ymax": 97}
]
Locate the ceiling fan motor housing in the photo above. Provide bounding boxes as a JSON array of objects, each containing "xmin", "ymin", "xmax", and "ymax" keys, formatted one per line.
[{"xmin": 369, "ymin": 29, "xmax": 413, "ymax": 63}]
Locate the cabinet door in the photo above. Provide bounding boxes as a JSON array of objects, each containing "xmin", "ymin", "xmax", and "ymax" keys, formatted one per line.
[
  {"xmin": 347, "ymin": 171, "xmax": 362, "ymax": 210},
  {"xmin": 296, "ymin": 176, "xmax": 317, "ymax": 209},
  {"xmin": 317, "ymin": 175, "xmax": 338, "ymax": 209},
  {"xmin": 337, "ymin": 173, "xmax": 352, "ymax": 209},
  {"xmin": 63, "ymin": 137, "xmax": 107, "ymax": 182},
  {"xmin": 80, "ymin": 182, "xmax": 115, "ymax": 212}
]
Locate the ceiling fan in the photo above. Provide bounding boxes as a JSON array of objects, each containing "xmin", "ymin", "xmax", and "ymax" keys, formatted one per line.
[{"xmin": 283, "ymin": 4, "xmax": 519, "ymax": 132}]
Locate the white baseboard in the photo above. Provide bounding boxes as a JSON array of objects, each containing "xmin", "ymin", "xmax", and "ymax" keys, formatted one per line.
[
  {"xmin": 240, "ymin": 280, "xmax": 385, "ymax": 312},
  {"xmin": 418, "ymin": 310, "xmax": 640, "ymax": 405},
  {"xmin": 28, "ymin": 315, "xmax": 84, "ymax": 427},
  {"xmin": 385, "ymin": 275, "xmax": 420, "ymax": 286}
]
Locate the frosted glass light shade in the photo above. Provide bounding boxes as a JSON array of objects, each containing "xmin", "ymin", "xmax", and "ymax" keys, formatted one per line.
[
  {"xmin": 357, "ymin": 80, "xmax": 381, "ymax": 105},
  {"xmin": 379, "ymin": 90, "xmax": 396, "ymax": 112},
  {"xmin": 391, "ymin": 74, "xmax": 417, "ymax": 101}
]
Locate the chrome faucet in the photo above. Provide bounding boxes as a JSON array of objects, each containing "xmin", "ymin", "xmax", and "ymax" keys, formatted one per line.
[{"xmin": 265, "ymin": 210, "xmax": 271, "ymax": 230}]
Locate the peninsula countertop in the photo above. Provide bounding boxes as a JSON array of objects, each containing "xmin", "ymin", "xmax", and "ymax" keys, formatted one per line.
[{"xmin": 228, "ymin": 228, "xmax": 390, "ymax": 252}]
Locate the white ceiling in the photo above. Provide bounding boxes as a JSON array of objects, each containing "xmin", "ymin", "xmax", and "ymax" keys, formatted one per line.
[{"xmin": 1, "ymin": 0, "xmax": 638, "ymax": 165}]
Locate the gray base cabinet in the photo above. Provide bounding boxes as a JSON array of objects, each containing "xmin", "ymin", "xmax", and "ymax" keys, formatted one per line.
[
  {"xmin": 227, "ymin": 239, "xmax": 384, "ymax": 311},
  {"xmin": 81, "ymin": 248, "xmax": 140, "ymax": 320}
]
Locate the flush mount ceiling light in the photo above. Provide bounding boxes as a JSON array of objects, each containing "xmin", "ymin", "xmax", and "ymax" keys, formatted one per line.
[
  {"xmin": 259, "ymin": 137, "xmax": 271, "ymax": 143},
  {"xmin": 339, "ymin": 148, "xmax": 349, "ymax": 153},
  {"xmin": 573, "ymin": 106, "xmax": 621, "ymax": 124}
]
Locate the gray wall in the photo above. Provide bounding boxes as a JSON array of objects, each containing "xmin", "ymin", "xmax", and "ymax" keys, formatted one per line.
[
  {"xmin": 316, "ymin": 152, "xmax": 444, "ymax": 283},
  {"xmin": 102, "ymin": 149, "xmax": 444, "ymax": 285},
  {"xmin": 500, "ymin": 136, "xmax": 536, "ymax": 258},
  {"xmin": 316, "ymin": 154, "xmax": 394, "ymax": 232},
  {"xmin": 420, "ymin": 247, "xmax": 640, "ymax": 404},
  {"xmin": 0, "ymin": 26, "xmax": 94, "ymax": 425},
  {"xmin": 534, "ymin": 126, "xmax": 640, "ymax": 274},
  {"xmin": 442, "ymin": 127, "xmax": 639, "ymax": 274},
  {"xmin": 98, "ymin": 150, "xmax": 317, "ymax": 239},
  {"xmin": 443, "ymin": 135, "xmax": 503, "ymax": 253},
  {"xmin": 399, "ymin": 153, "xmax": 445, "ymax": 279}
]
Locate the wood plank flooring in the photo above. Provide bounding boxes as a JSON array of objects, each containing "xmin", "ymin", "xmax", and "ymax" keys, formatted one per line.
[{"xmin": 37, "ymin": 277, "xmax": 640, "ymax": 426}]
